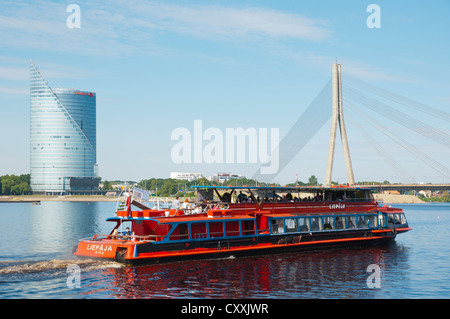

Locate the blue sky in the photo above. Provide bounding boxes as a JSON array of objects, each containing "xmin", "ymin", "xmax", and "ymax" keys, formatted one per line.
[{"xmin": 0, "ymin": 0, "xmax": 449, "ymax": 184}]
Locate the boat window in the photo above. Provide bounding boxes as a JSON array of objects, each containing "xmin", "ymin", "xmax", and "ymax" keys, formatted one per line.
[
  {"xmin": 345, "ymin": 191, "xmax": 356, "ymax": 201},
  {"xmin": 191, "ymin": 223, "xmax": 207, "ymax": 239},
  {"xmin": 310, "ymin": 217, "xmax": 322, "ymax": 231},
  {"xmin": 368, "ymin": 215, "xmax": 377, "ymax": 228},
  {"xmin": 335, "ymin": 216, "xmax": 345, "ymax": 229},
  {"xmin": 169, "ymin": 223, "xmax": 189, "ymax": 240},
  {"xmin": 298, "ymin": 218, "xmax": 310, "ymax": 231},
  {"xmin": 150, "ymin": 223, "xmax": 172, "ymax": 241},
  {"xmin": 388, "ymin": 213, "xmax": 407, "ymax": 225},
  {"xmin": 209, "ymin": 222, "xmax": 224, "ymax": 238},
  {"xmin": 399, "ymin": 213, "xmax": 407, "ymax": 225},
  {"xmin": 357, "ymin": 215, "xmax": 368, "ymax": 228},
  {"xmin": 387, "ymin": 213, "xmax": 403, "ymax": 225},
  {"xmin": 285, "ymin": 218, "xmax": 297, "ymax": 233},
  {"xmin": 394, "ymin": 214, "xmax": 403, "ymax": 225},
  {"xmin": 242, "ymin": 220, "xmax": 255, "ymax": 235},
  {"xmin": 270, "ymin": 219, "xmax": 284, "ymax": 234},
  {"xmin": 323, "ymin": 216, "xmax": 334, "ymax": 230},
  {"xmin": 355, "ymin": 190, "xmax": 366, "ymax": 201},
  {"xmin": 225, "ymin": 221, "xmax": 240, "ymax": 236},
  {"xmin": 387, "ymin": 213, "xmax": 395, "ymax": 225},
  {"xmin": 347, "ymin": 216, "xmax": 356, "ymax": 229}
]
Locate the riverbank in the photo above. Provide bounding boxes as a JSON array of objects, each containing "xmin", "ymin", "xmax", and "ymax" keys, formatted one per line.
[
  {"xmin": 0, "ymin": 195, "xmax": 118, "ymax": 202},
  {"xmin": 373, "ymin": 193, "xmax": 425, "ymax": 204}
]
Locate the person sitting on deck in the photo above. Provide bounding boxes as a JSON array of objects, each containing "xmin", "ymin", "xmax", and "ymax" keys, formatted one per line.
[
  {"xmin": 111, "ymin": 228, "xmax": 118, "ymax": 239},
  {"xmin": 222, "ymin": 192, "xmax": 231, "ymax": 203},
  {"xmin": 123, "ymin": 227, "xmax": 132, "ymax": 237},
  {"xmin": 183, "ymin": 198, "xmax": 190, "ymax": 209},
  {"xmin": 237, "ymin": 191, "xmax": 247, "ymax": 203}
]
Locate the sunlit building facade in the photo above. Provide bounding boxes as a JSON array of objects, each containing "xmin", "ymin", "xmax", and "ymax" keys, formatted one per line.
[{"xmin": 30, "ymin": 61, "xmax": 98, "ymax": 194}]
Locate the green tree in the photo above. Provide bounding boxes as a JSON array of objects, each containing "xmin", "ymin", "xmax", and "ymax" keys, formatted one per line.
[
  {"xmin": 10, "ymin": 182, "xmax": 31, "ymax": 195},
  {"xmin": 195, "ymin": 177, "xmax": 211, "ymax": 186},
  {"xmin": 0, "ymin": 174, "xmax": 31, "ymax": 195},
  {"xmin": 159, "ymin": 179, "xmax": 177, "ymax": 196},
  {"xmin": 102, "ymin": 180, "xmax": 113, "ymax": 190},
  {"xmin": 307, "ymin": 175, "xmax": 318, "ymax": 186}
]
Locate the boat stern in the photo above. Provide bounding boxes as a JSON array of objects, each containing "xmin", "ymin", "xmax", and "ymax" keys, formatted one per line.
[{"xmin": 73, "ymin": 238, "xmax": 119, "ymax": 260}]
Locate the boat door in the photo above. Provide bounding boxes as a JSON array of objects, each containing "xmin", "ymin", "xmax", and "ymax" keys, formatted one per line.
[
  {"xmin": 256, "ymin": 212, "xmax": 270, "ymax": 234},
  {"xmin": 378, "ymin": 212, "xmax": 386, "ymax": 228}
]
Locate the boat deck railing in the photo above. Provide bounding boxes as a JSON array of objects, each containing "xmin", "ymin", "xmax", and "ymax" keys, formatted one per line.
[
  {"xmin": 79, "ymin": 234, "xmax": 165, "ymax": 242},
  {"xmin": 167, "ymin": 228, "xmax": 268, "ymax": 241}
]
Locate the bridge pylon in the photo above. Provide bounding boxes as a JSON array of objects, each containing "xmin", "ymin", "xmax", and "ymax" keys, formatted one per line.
[{"xmin": 325, "ymin": 64, "xmax": 355, "ymax": 186}]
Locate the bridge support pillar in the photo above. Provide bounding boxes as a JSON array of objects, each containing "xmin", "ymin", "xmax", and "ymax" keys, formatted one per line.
[{"xmin": 325, "ymin": 64, "xmax": 355, "ymax": 186}]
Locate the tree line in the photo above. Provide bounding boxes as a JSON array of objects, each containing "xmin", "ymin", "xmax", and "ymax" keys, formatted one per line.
[
  {"xmin": 418, "ymin": 191, "xmax": 450, "ymax": 202},
  {"xmin": 1, "ymin": 172, "xmax": 404, "ymax": 198},
  {"xmin": 0, "ymin": 174, "xmax": 31, "ymax": 195},
  {"xmin": 135, "ymin": 175, "xmax": 322, "ymax": 197}
]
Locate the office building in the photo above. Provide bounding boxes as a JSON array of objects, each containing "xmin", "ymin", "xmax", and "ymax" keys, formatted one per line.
[{"xmin": 30, "ymin": 61, "xmax": 98, "ymax": 194}]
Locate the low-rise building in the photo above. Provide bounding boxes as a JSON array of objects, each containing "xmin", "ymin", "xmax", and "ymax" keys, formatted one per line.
[{"xmin": 170, "ymin": 172, "xmax": 203, "ymax": 181}]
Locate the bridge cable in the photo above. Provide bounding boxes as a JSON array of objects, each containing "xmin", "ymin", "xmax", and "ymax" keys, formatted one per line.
[
  {"xmin": 252, "ymin": 79, "xmax": 332, "ymax": 182},
  {"xmin": 346, "ymin": 111, "xmax": 416, "ymax": 184},
  {"xmin": 345, "ymin": 75, "xmax": 450, "ymax": 122},
  {"xmin": 345, "ymin": 85, "xmax": 450, "ymax": 150},
  {"xmin": 345, "ymin": 100, "xmax": 450, "ymax": 181}
]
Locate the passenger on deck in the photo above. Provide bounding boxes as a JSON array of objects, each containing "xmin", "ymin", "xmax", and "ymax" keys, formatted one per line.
[
  {"xmin": 237, "ymin": 191, "xmax": 247, "ymax": 203},
  {"xmin": 200, "ymin": 199, "xmax": 208, "ymax": 211},
  {"xmin": 222, "ymin": 192, "xmax": 231, "ymax": 203},
  {"xmin": 111, "ymin": 228, "xmax": 118, "ymax": 239},
  {"xmin": 173, "ymin": 196, "xmax": 180, "ymax": 209},
  {"xmin": 123, "ymin": 227, "xmax": 132, "ymax": 237}
]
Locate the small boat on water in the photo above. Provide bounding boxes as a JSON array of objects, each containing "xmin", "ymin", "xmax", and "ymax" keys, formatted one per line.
[{"xmin": 73, "ymin": 185, "xmax": 411, "ymax": 265}]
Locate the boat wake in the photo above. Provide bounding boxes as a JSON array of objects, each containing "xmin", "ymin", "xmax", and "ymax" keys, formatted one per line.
[{"xmin": 0, "ymin": 258, "xmax": 123, "ymax": 275}]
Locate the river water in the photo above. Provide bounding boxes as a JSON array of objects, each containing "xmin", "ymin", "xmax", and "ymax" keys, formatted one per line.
[{"xmin": 0, "ymin": 201, "xmax": 449, "ymax": 299}]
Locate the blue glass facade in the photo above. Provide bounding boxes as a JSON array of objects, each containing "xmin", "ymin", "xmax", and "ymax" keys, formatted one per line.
[{"xmin": 30, "ymin": 62, "xmax": 98, "ymax": 194}]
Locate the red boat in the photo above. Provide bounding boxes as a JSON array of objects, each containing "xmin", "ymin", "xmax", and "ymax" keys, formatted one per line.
[{"xmin": 73, "ymin": 185, "xmax": 411, "ymax": 265}]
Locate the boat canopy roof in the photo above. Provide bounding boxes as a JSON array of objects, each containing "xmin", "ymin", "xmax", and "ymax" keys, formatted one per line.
[
  {"xmin": 191, "ymin": 185, "xmax": 375, "ymax": 204},
  {"xmin": 190, "ymin": 185, "xmax": 372, "ymax": 192}
]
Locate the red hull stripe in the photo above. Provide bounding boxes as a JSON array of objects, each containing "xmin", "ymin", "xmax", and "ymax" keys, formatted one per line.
[
  {"xmin": 372, "ymin": 227, "xmax": 412, "ymax": 233},
  {"xmin": 128, "ymin": 235, "xmax": 391, "ymax": 261}
]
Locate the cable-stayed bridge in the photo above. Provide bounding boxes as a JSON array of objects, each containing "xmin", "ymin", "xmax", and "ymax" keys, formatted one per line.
[{"xmin": 253, "ymin": 64, "xmax": 450, "ymax": 191}]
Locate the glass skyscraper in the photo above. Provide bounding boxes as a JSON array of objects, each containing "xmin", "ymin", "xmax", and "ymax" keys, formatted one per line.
[{"xmin": 30, "ymin": 61, "xmax": 98, "ymax": 194}]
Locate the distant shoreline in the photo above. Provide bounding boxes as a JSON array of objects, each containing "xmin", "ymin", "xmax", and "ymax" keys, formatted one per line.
[
  {"xmin": 0, "ymin": 195, "xmax": 118, "ymax": 202},
  {"xmin": 373, "ymin": 193, "xmax": 425, "ymax": 204}
]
